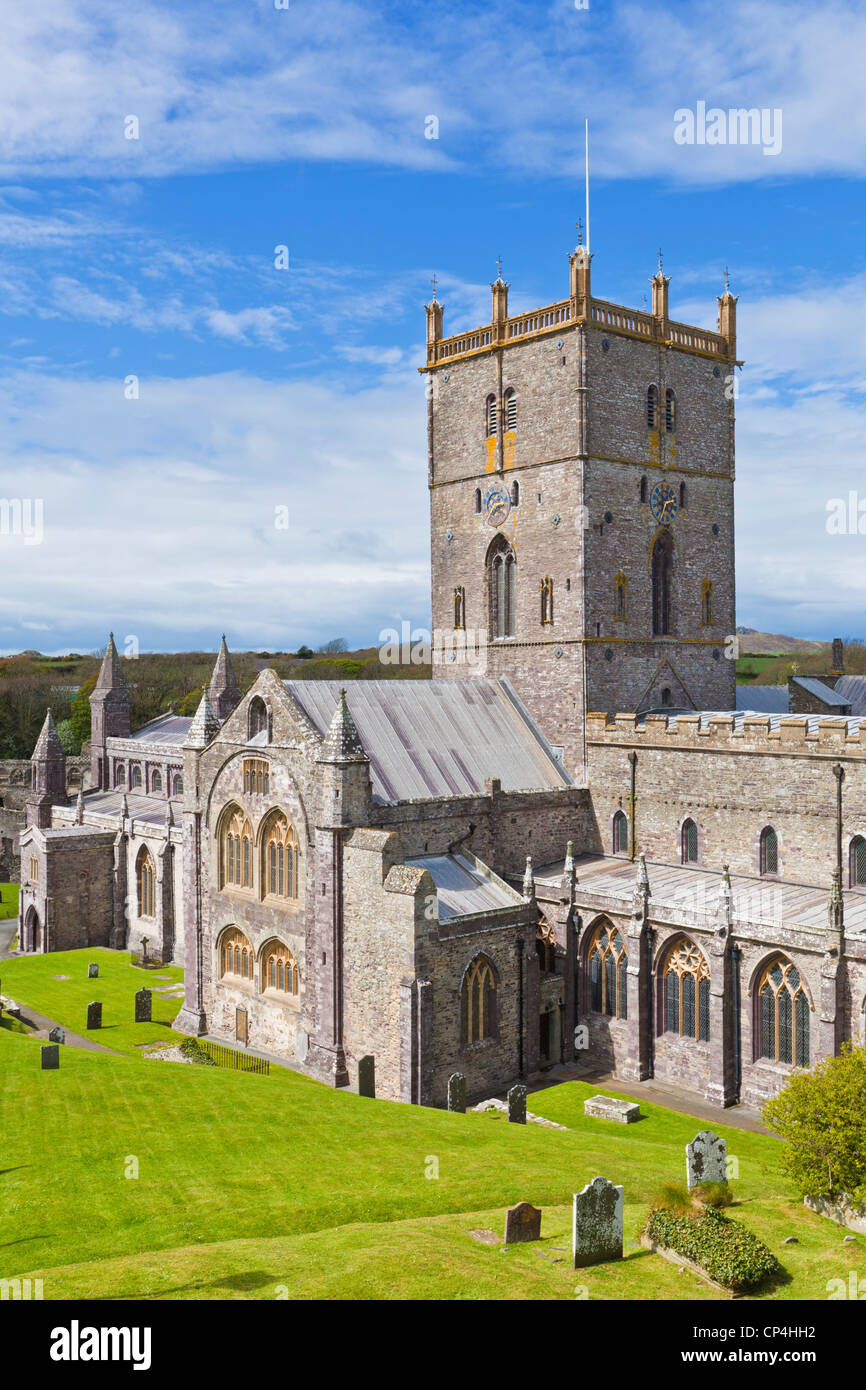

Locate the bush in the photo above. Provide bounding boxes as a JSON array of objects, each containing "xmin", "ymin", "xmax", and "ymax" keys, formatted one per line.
[
  {"xmin": 179, "ymin": 1038, "xmax": 217, "ymax": 1066},
  {"xmin": 692, "ymin": 1181, "xmax": 734, "ymax": 1209},
  {"xmin": 645, "ymin": 1206, "xmax": 780, "ymax": 1292},
  {"xmin": 763, "ymin": 1044, "xmax": 866, "ymax": 1204}
]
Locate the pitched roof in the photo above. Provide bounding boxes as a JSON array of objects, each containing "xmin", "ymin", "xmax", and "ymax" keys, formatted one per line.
[
  {"xmin": 405, "ymin": 851, "xmax": 523, "ymax": 920},
  {"xmin": 835, "ymin": 674, "xmax": 866, "ymax": 715},
  {"xmin": 128, "ymin": 713, "xmax": 193, "ymax": 745},
  {"xmin": 283, "ymin": 678, "xmax": 571, "ymax": 805},
  {"xmin": 735, "ymin": 684, "xmax": 788, "ymax": 714},
  {"xmin": 185, "ymin": 691, "xmax": 220, "ymax": 748},
  {"xmin": 94, "ymin": 632, "xmax": 130, "ymax": 694},
  {"xmin": 791, "ymin": 675, "xmax": 850, "ymax": 707},
  {"xmin": 32, "ymin": 708, "xmax": 64, "ymax": 760},
  {"xmin": 320, "ymin": 688, "xmax": 367, "ymax": 762}
]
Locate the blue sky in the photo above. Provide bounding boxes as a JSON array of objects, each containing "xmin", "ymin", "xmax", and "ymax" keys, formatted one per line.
[{"xmin": 2, "ymin": 0, "xmax": 866, "ymax": 654}]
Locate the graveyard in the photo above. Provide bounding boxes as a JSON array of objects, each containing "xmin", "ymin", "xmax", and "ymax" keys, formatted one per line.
[{"xmin": 1, "ymin": 947, "xmax": 864, "ymax": 1300}]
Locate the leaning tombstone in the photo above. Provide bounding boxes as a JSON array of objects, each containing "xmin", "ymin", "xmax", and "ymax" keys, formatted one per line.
[
  {"xmin": 41, "ymin": 1043, "xmax": 59, "ymax": 1070},
  {"xmin": 507, "ymin": 1083, "xmax": 527, "ymax": 1124},
  {"xmin": 87, "ymin": 962, "xmax": 99, "ymax": 979},
  {"xmin": 686, "ymin": 1130, "xmax": 728, "ymax": 1189},
  {"xmin": 134, "ymin": 988, "xmax": 152, "ymax": 1023},
  {"xmin": 358, "ymin": 1054, "xmax": 376, "ymax": 1098},
  {"xmin": 504, "ymin": 1201, "xmax": 542, "ymax": 1245},
  {"xmin": 573, "ymin": 1176, "xmax": 624, "ymax": 1268},
  {"xmin": 86, "ymin": 1001, "xmax": 102, "ymax": 1030},
  {"xmin": 447, "ymin": 1072, "xmax": 466, "ymax": 1113},
  {"xmin": 48, "ymin": 1026, "xmax": 65, "ymax": 1045}
]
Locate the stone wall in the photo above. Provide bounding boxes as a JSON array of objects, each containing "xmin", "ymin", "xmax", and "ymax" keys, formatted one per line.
[{"xmin": 18, "ymin": 824, "xmax": 116, "ymax": 952}]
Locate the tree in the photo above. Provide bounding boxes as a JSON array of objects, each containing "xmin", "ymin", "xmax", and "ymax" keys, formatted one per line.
[
  {"xmin": 296, "ymin": 646, "xmax": 314, "ymax": 660},
  {"xmin": 762, "ymin": 1045, "xmax": 866, "ymax": 1203},
  {"xmin": 56, "ymin": 718, "xmax": 80, "ymax": 755},
  {"xmin": 319, "ymin": 638, "xmax": 348, "ymax": 654}
]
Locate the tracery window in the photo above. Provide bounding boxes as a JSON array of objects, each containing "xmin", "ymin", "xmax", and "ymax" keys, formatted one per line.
[
  {"xmin": 612, "ymin": 809, "xmax": 629, "ymax": 855},
  {"xmin": 220, "ymin": 927, "xmax": 253, "ymax": 982},
  {"xmin": 681, "ymin": 817, "xmax": 699, "ymax": 864},
  {"xmin": 222, "ymin": 806, "xmax": 252, "ymax": 889},
  {"xmin": 243, "ymin": 758, "xmax": 270, "ymax": 795},
  {"xmin": 262, "ymin": 811, "xmax": 299, "ymax": 901},
  {"xmin": 663, "ymin": 938, "xmax": 710, "ymax": 1040},
  {"xmin": 540, "ymin": 576, "xmax": 554, "ymax": 625},
  {"xmin": 760, "ymin": 825, "xmax": 778, "ymax": 877},
  {"xmin": 461, "ymin": 954, "xmax": 496, "ymax": 1043},
  {"xmin": 588, "ymin": 920, "xmax": 628, "ymax": 1019},
  {"xmin": 759, "ymin": 957, "xmax": 809, "ymax": 1066},
  {"xmin": 488, "ymin": 537, "xmax": 515, "ymax": 639},
  {"xmin": 262, "ymin": 939, "xmax": 299, "ymax": 996},
  {"xmin": 137, "ymin": 847, "xmax": 155, "ymax": 918}
]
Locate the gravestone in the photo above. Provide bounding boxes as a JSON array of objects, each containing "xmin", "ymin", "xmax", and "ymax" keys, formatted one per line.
[
  {"xmin": 41, "ymin": 1043, "xmax": 59, "ymax": 1070},
  {"xmin": 447, "ymin": 1072, "xmax": 466, "ymax": 1113},
  {"xmin": 358, "ymin": 1055, "xmax": 375, "ymax": 1098},
  {"xmin": 86, "ymin": 1001, "xmax": 102, "ymax": 1030},
  {"xmin": 686, "ymin": 1130, "xmax": 727, "ymax": 1189},
  {"xmin": 88, "ymin": 963, "xmax": 99, "ymax": 979},
  {"xmin": 134, "ymin": 988, "xmax": 152, "ymax": 1023},
  {"xmin": 572, "ymin": 1176, "xmax": 624, "ymax": 1268},
  {"xmin": 48, "ymin": 1026, "xmax": 65, "ymax": 1045},
  {"xmin": 504, "ymin": 1201, "xmax": 542, "ymax": 1244},
  {"xmin": 507, "ymin": 1083, "xmax": 527, "ymax": 1124},
  {"xmin": 584, "ymin": 1095, "xmax": 641, "ymax": 1124}
]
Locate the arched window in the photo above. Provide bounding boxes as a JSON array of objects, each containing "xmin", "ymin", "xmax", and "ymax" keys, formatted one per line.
[
  {"xmin": 614, "ymin": 572, "xmax": 627, "ymax": 622},
  {"xmin": 681, "ymin": 818, "xmax": 698, "ymax": 864},
  {"xmin": 759, "ymin": 957, "xmax": 809, "ymax": 1066},
  {"xmin": 248, "ymin": 696, "xmax": 269, "ymax": 741},
  {"xmin": 651, "ymin": 530, "xmax": 674, "ymax": 636},
  {"xmin": 454, "ymin": 586, "xmax": 466, "ymax": 630},
  {"xmin": 540, "ymin": 576, "xmax": 554, "ymax": 625},
  {"xmin": 262, "ymin": 939, "xmax": 299, "ymax": 997},
  {"xmin": 461, "ymin": 954, "xmax": 496, "ymax": 1043},
  {"xmin": 536, "ymin": 918, "xmax": 556, "ymax": 973},
  {"xmin": 612, "ymin": 809, "xmax": 629, "ymax": 854},
  {"xmin": 488, "ymin": 536, "xmax": 515, "ymax": 639},
  {"xmin": 850, "ymin": 835, "xmax": 866, "ymax": 887},
  {"xmin": 588, "ymin": 920, "xmax": 628, "ymax": 1019},
  {"xmin": 152, "ymin": 770, "xmax": 162, "ymax": 793},
  {"xmin": 261, "ymin": 811, "xmax": 300, "ymax": 901},
  {"xmin": 510, "ymin": 479, "xmax": 520, "ymax": 507},
  {"xmin": 701, "ymin": 578, "xmax": 713, "ymax": 626},
  {"xmin": 665, "ymin": 388, "xmax": 676, "ymax": 432},
  {"xmin": 137, "ymin": 847, "xmax": 155, "ymax": 918},
  {"xmin": 661, "ymin": 687, "xmax": 672, "ymax": 707},
  {"xmin": 473, "ymin": 487, "xmax": 482, "ymax": 514},
  {"xmin": 29, "ymin": 854, "xmax": 38, "ymax": 883},
  {"xmin": 663, "ymin": 938, "xmax": 710, "ymax": 1040},
  {"xmin": 640, "ymin": 476, "xmax": 648, "ymax": 504},
  {"xmin": 647, "ymin": 384, "xmax": 659, "ymax": 429},
  {"xmin": 221, "ymin": 805, "xmax": 252, "ymax": 889},
  {"xmin": 504, "ymin": 388, "xmax": 517, "ymax": 432},
  {"xmin": 485, "ymin": 394, "xmax": 498, "ymax": 438},
  {"xmin": 679, "ymin": 481, "xmax": 687, "ymax": 510},
  {"xmin": 220, "ymin": 927, "xmax": 253, "ymax": 982},
  {"xmin": 759, "ymin": 826, "xmax": 778, "ymax": 876},
  {"xmin": 173, "ymin": 774, "xmax": 183, "ymax": 796},
  {"xmin": 115, "ymin": 764, "xmax": 126, "ymax": 788},
  {"xmin": 131, "ymin": 766, "xmax": 142, "ymax": 789}
]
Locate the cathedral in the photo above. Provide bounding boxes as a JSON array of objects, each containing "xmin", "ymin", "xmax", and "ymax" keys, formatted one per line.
[{"xmin": 17, "ymin": 239, "xmax": 866, "ymax": 1112}]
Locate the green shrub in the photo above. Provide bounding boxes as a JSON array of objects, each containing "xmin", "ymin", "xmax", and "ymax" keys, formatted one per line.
[
  {"xmin": 179, "ymin": 1037, "xmax": 217, "ymax": 1066},
  {"xmin": 763, "ymin": 1045, "xmax": 866, "ymax": 1204},
  {"xmin": 652, "ymin": 1181, "xmax": 692, "ymax": 1215},
  {"xmin": 645, "ymin": 1206, "xmax": 780, "ymax": 1291},
  {"xmin": 692, "ymin": 1181, "xmax": 734, "ymax": 1209}
]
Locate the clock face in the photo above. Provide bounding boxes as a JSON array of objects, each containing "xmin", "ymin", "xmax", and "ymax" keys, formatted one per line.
[
  {"xmin": 484, "ymin": 485, "xmax": 511, "ymax": 527},
  {"xmin": 650, "ymin": 482, "xmax": 678, "ymax": 524}
]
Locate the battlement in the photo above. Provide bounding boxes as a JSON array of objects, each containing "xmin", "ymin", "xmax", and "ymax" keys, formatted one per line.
[{"xmin": 587, "ymin": 710, "xmax": 866, "ymax": 755}]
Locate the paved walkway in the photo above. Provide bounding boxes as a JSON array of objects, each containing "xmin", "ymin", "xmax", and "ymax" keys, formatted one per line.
[
  {"xmin": 12, "ymin": 1004, "xmax": 121, "ymax": 1054},
  {"xmin": 0, "ymin": 920, "xmax": 18, "ymax": 961}
]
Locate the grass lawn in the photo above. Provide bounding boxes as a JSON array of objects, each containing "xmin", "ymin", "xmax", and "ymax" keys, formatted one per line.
[
  {"xmin": 0, "ymin": 954, "xmax": 863, "ymax": 1301},
  {"xmin": 0, "ymin": 882, "xmax": 19, "ymax": 920},
  {"xmin": 0, "ymin": 947, "xmax": 185, "ymax": 1054}
]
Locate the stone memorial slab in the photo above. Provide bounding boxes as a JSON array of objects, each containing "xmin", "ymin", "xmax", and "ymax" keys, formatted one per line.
[
  {"xmin": 358, "ymin": 1054, "xmax": 375, "ymax": 1098},
  {"xmin": 48, "ymin": 1027, "xmax": 65, "ymax": 1045},
  {"xmin": 447, "ymin": 1072, "xmax": 466, "ymax": 1113},
  {"xmin": 134, "ymin": 988, "xmax": 152, "ymax": 1023},
  {"xmin": 686, "ymin": 1130, "xmax": 727, "ymax": 1189},
  {"xmin": 572, "ymin": 1176, "xmax": 624, "ymax": 1268},
  {"xmin": 584, "ymin": 1095, "xmax": 641, "ymax": 1124},
  {"xmin": 87, "ymin": 963, "xmax": 99, "ymax": 979},
  {"xmin": 41, "ymin": 1044, "xmax": 59, "ymax": 1070},
  {"xmin": 504, "ymin": 1201, "xmax": 542, "ymax": 1244},
  {"xmin": 86, "ymin": 1001, "xmax": 102, "ymax": 1030},
  {"xmin": 507, "ymin": 1083, "xmax": 527, "ymax": 1124}
]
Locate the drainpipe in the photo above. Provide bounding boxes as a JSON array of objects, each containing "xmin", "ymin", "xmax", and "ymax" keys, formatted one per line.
[
  {"xmin": 833, "ymin": 763, "xmax": 844, "ymax": 882},
  {"xmin": 628, "ymin": 751, "xmax": 637, "ymax": 862},
  {"xmin": 732, "ymin": 945, "xmax": 741, "ymax": 1103},
  {"xmin": 517, "ymin": 935, "xmax": 525, "ymax": 1079}
]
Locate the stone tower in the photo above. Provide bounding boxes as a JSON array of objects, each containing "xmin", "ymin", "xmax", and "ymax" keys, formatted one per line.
[
  {"xmin": 423, "ymin": 242, "xmax": 738, "ymax": 781},
  {"xmin": 208, "ymin": 634, "xmax": 242, "ymax": 722},
  {"xmin": 26, "ymin": 708, "xmax": 67, "ymax": 828},
  {"xmin": 90, "ymin": 632, "xmax": 132, "ymax": 789}
]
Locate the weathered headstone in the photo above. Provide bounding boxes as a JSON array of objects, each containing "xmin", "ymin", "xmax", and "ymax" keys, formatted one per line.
[
  {"xmin": 447, "ymin": 1072, "xmax": 466, "ymax": 1113},
  {"xmin": 134, "ymin": 988, "xmax": 152, "ymax": 1023},
  {"xmin": 686, "ymin": 1130, "xmax": 727, "ymax": 1189},
  {"xmin": 41, "ymin": 1043, "xmax": 59, "ymax": 1070},
  {"xmin": 48, "ymin": 1026, "xmax": 65, "ymax": 1045},
  {"xmin": 572, "ymin": 1176, "xmax": 624, "ymax": 1268},
  {"xmin": 86, "ymin": 1001, "xmax": 102, "ymax": 1030},
  {"xmin": 87, "ymin": 962, "xmax": 99, "ymax": 979},
  {"xmin": 358, "ymin": 1054, "xmax": 375, "ymax": 1098},
  {"xmin": 507, "ymin": 1083, "xmax": 527, "ymax": 1124},
  {"xmin": 504, "ymin": 1201, "xmax": 542, "ymax": 1244},
  {"xmin": 584, "ymin": 1095, "xmax": 641, "ymax": 1124}
]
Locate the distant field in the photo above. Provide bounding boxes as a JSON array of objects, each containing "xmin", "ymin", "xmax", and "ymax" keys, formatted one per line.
[{"xmin": 735, "ymin": 655, "xmax": 781, "ymax": 683}]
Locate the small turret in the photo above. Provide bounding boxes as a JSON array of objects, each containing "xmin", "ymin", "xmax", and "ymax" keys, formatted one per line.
[
  {"xmin": 185, "ymin": 690, "xmax": 220, "ymax": 749},
  {"xmin": 90, "ymin": 633, "xmax": 132, "ymax": 789},
  {"xmin": 208, "ymin": 634, "xmax": 242, "ymax": 722},
  {"xmin": 317, "ymin": 688, "xmax": 371, "ymax": 828},
  {"xmin": 717, "ymin": 268, "xmax": 737, "ymax": 361},
  {"xmin": 26, "ymin": 708, "xmax": 68, "ymax": 828}
]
